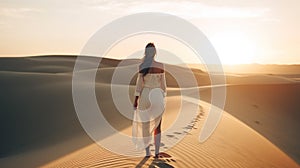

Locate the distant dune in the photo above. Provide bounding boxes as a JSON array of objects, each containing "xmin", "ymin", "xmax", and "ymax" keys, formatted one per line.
[{"xmin": 0, "ymin": 56, "xmax": 299, "ymax": 167}]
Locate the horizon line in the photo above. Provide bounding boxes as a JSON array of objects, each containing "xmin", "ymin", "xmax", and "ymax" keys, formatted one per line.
[{"xmin": 0, "ymin": 54, "xmax": 299, "ymax": 65}]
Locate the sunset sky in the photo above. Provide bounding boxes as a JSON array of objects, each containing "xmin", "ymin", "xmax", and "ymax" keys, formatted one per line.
[{"xmin": 0, "ymin": 0, "xmax": 299, "ymax": 64}]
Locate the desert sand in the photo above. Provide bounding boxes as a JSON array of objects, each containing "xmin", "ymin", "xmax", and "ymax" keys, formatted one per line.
[{"xmin": 0, "ymin": 56, "xmax": 299, "ymax": 167}]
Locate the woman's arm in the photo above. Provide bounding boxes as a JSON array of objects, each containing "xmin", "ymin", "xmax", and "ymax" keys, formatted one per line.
[
  {"xmin": 161, "ymin": 72, "xmax": 167, "ymax": 97},
  {"xmin": 160, "ymin": 63, "xmax": 167, "ymax": 97},
  {"xmin": 134, "ymin": 73, "xmax": 143, "ymax": 109}
]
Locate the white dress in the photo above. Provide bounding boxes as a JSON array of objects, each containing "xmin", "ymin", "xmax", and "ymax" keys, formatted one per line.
[{"xmin": 132, "ymin": 72, "xmax": 167, "ymax": 150}]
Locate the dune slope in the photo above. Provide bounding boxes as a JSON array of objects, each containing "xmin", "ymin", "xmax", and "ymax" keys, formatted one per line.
[{"xmin": 0, "ymin": 56, "xmax": 299, "ymax": 167}]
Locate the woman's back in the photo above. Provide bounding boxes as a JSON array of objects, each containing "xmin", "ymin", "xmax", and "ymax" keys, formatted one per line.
[
  {"xmin": 139, "ymin": 61, "xmax": 165, "ymax": 89},
  {"xmin": 135, "ymin": 61, "xmax": 166, "ymax": 97}
]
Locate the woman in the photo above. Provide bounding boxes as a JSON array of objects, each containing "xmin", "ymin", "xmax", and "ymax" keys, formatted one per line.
[{"xmin": 132, "ymin": 43, "xmax": 167, "ymax": 158}]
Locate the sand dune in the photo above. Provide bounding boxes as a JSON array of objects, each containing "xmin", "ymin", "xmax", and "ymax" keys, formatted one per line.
[
  {"xmin": 226, "ymin": 74, "xmax": 298, "ymax": 84},
  {"xmin": 43, "ymin": 100, "xmax": 297, "ymax": 168},
  {"xmin": 0, "ymin": 56, "xmax": 299, "ymax": 167}
]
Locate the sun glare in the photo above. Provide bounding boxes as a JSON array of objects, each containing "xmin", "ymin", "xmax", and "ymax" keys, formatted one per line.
[{"xmin": 210, "ymin": 31, "xmax": 257, "ymax": 64}]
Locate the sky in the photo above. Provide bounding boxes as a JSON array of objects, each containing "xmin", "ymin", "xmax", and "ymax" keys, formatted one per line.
[{"xmin": 0, "ymin": 0, "xmax": 299, "ymax": 64}]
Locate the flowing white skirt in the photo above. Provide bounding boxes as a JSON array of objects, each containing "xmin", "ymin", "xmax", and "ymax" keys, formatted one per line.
[{"xmin": 132, "ymin": 88, "xmax": 165, "ymax": 150}]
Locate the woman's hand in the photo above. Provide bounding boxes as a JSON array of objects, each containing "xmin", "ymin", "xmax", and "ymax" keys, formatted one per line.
[{"xmin": 133, "ymin": 96, "xmax": 139, "ymax": 110}]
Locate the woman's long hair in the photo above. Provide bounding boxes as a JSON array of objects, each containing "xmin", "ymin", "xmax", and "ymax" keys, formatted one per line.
[{"xmin": 139, "ymin": 43, "xmax": 156, "ymax": 76}]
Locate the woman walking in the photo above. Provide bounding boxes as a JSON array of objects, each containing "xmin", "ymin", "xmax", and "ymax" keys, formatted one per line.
[{"xmin": 132, "ymin": 43, "xmax": 167, "ymax": 158}]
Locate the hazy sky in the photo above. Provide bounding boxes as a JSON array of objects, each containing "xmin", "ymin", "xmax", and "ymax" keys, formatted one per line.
[{"xmin": 0, "ymin": 0, "xmax": 299, "ymax": 64}]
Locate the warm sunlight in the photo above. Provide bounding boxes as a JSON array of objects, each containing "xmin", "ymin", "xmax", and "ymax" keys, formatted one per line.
[
  {"xmin": 210, "ymin": 31, "xmax": 257, "ymax": 64},
  {"xmin": 1, "ymin": 1, "xmax": 300, "ymax": 167}
]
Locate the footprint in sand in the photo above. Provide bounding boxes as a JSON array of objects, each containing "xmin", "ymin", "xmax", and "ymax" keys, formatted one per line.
[
  {"xmin": 166, "ymin": 134, "xmax": 178, "ymax": 139},
  {"xmin": 254, "ymin": 120, "xmax": 261, "ymax": 125},
  {"xmin": 252, "ymin": 104, "xmax": 259, "ymax": 109},
  {"xmin": 173, "ymin": 132, "xmax": 182, "ymax": 135},
  {"xmin": 182, "ymin": 130, "xmax": 192, "ymax": 135}
]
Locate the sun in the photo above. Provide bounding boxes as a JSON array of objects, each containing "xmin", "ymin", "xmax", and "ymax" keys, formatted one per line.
[{"xmin": 210, "ymin": 31, "xmax": 257, "ymax": 64}]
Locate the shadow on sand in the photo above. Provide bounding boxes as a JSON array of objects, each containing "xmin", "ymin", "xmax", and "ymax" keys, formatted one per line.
[{"xmin": 136, "ymin": 152, "xmax": 175, "ymax": 168}]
